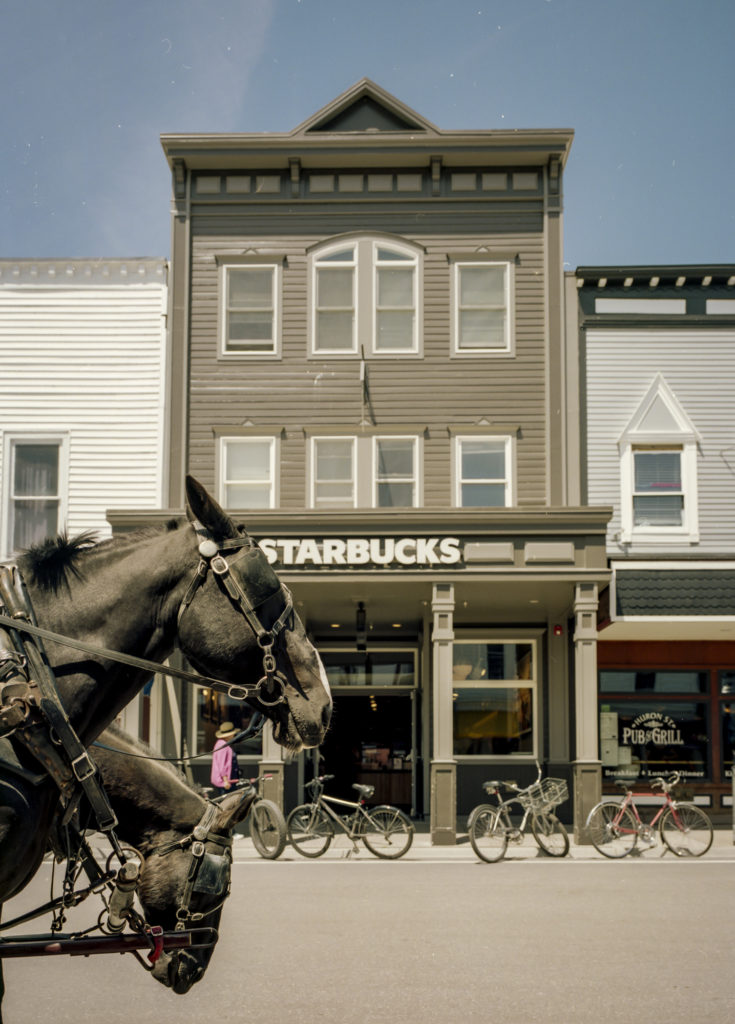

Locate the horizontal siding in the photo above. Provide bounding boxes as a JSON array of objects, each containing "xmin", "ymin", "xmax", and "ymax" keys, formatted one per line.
[
  {"xmin": 188, "ymin": 224, "xmax": 551, "ymax": 509},
  {"xmin": 0, "ymin": 282, "xmax": 167, "ymax": 551},
  {"xmin": 586, "ymin": 328, "xmax": 735, "ymax": 553}
]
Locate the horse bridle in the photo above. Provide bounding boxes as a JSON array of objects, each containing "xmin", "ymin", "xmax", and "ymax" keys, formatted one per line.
[
  {"xmin": 154, "ymin": 802, "xmax": 233, "ymax": 932},
  {"xmin": 177, "ymin": 520, "xmax": 294, "ymax": 708}
]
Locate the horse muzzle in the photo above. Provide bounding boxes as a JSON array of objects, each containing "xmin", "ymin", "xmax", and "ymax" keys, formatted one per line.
[{"xmin": 151, "ymin": 949, "xmax": 205, "ymax": 994}]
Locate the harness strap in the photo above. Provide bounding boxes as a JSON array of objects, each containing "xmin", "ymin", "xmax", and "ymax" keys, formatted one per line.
[
  {"xmin": 0, "ymin": 567, "xmax": 121, "ymax": 841},
  {"xmin": 0, "ymin": 613, "xmax": 257, "ymax": 702}
]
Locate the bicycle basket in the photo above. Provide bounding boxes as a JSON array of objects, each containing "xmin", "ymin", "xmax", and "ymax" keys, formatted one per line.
[{"xmin": 517, "ymin": 778, "xmax": 568, "ymax": 812}]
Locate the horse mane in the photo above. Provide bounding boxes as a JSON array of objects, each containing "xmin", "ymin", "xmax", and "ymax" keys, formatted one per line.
[
  {"xmin": 95, "ymin": 723, "xmax": 207, "ymax": 830},
  {"xmin": 17, "ymin": 519, "xmax": 187, "ymax": 594},
  {"xmin": 100, "ymin": 722, "xmax": 207, "ymax": 796},
  {"xmin": 18, "ymin": 530, "xmax": 100, "ymax": 593}
]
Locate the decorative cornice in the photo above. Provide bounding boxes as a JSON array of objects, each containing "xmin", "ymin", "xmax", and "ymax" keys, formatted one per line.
[{"xmin": 0, "ymin": 259, "xmax": 166, "ymax": 287}]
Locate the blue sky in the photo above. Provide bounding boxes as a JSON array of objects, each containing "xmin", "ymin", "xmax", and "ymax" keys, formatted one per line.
[{"xmin": 2, "ymin": 0, "xmax": 733, "ymax": 267}]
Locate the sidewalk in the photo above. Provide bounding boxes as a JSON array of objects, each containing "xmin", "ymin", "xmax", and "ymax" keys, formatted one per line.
[{"xmin": 234, "ymin": 824, "xmax": 735, "ymax": 862}]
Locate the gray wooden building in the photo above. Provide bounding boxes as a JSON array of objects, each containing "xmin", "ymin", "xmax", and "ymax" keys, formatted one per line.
[{"xmin": 114, "ymin": 80, "xmax": 611, "ymax": 841}]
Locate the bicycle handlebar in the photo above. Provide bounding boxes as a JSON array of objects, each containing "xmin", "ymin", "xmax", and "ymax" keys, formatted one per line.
[
  {"xmin": 615, "ymin": 772, "xmax": 681, "ymax": 794},
  {"xmin": 306, "ymin": 774, "xmax": 334, "ymax": 792}
]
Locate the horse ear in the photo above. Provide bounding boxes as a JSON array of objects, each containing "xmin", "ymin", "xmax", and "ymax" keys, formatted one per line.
[
  {"xmin": 185, "ymin": 475, "xmax": 237, "ymax": 539},
  {"xmin": 213, "ymin": 787, "xmax": 257, "ymax": 831}
]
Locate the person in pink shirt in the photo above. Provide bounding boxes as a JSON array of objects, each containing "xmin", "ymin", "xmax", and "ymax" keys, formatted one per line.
[{"xmin": 210, "ymin": 721, "xmax": 239, "ymax": 795}]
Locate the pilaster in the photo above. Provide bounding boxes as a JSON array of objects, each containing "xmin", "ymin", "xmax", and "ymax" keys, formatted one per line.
[{"xmin": 430, "ymin": 583, "xmax": 456, "ymax": 845}]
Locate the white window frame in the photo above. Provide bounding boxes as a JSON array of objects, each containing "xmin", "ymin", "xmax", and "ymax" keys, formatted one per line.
[
  {"xmin": 217, "ymin": 436, "xmax": 277, "ymax": 509},
  {"xmin": 453, "ymin": 435, "xmax": 515, "ymax": 508},
  {"xmin": 617, "ymin": 374, "xmax": 700, "ymax": 545},
  {"xmin": 371, "ymin": 435, "xmax": 420, "ymax": 509},
  {"xmin": 452, "ymin": 634, "xmax": 539, "ymax": 761},
  {"xmin": 309, "ymin": 236, "xmax": 422, "ymax": 358},
  {"xmin": 1, "ymin": 433, "xmax": 69, "ymax": 559},
  {"xmin": 219, "ymin": 261, "xmax": 282, "ymax": 359},
  {"xmin": 619, "ymin": 443, "xmax": 699, "ymax": 544},
  {"xmin": 451, "ymin": 259, "xmax": 514, "ymax": 357},
  {"xmin": 310, "ymin": 436, "xmax": 357, "ymax": 509}
]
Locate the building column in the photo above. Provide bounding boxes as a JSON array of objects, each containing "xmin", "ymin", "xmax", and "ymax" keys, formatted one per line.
[
  {"xmin": 260, "ymin": 722, "xmax": 285, "ymax": 810},
  {"xmin": 430, "ymin": 583, "xmax": 456, "ymax": 845},
  {"xmin": 572, "ymin": 582, "xmax": 602, "ymax": 843}
]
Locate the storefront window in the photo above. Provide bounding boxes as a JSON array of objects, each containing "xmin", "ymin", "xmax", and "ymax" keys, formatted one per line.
[
  {"xmin": 600, "ymin": 701, "xmax": 708, "ymax": 780},
  {"xmin": 600, "ymin": 670, "xmax": 706, "ymax": 693},
  {"xmin": 453, "ymin": 686, "xmax": 533, "ymax": 756},
  {"xmin": 322, "ymin": 651, "xmax": 416, "ymax": 688},
  {"xmin": 196, "ymin": 687, "xmax": 262, "ymax": 757},
  {"xmin": 452, "ymin": 641, "xmax": 536, "ymax": 757},
  {"xmin": 719, "ymin": 672, "xmax": 735, "ymax": 781}
]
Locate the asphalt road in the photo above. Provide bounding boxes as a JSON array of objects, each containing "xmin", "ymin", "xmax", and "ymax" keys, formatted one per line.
[{"xmin": 2, "ymin": 841, "xmax": 734, "ymax": 1024}]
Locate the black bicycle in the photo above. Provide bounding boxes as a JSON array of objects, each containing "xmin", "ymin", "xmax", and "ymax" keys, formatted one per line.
[{"xmin": 287, "ymin": 774, "xmax": 414, "ymax": 859}]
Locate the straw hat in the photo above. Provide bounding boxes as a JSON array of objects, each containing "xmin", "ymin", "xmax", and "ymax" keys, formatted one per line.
[{"xmin": 216, "ymin": 721, "xmax": 237, "ymax": 738}]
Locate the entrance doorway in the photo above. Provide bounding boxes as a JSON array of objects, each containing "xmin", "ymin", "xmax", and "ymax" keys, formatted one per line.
[
  {"xmin": 314, "ymin": 648, "xmax": 419, "ymax": 814},
  {"xmin": 318, "ymin": 693, "xmax": 414, "ymax": 811}
]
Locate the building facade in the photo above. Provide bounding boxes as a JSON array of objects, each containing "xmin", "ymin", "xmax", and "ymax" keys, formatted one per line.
[
  {"xmin": 574, "ymin": 264, "xmax": 735, "ymax": 821},
  {"xmin": 0, "ymin": 257, "xmax": 169, "ymax": 738},
  {"xmin": 113, "ymin": 80, "xmax": 611, "ymax": 841}
]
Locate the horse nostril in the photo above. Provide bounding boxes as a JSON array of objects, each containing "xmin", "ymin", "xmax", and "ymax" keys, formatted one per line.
[{"xmin": 322, "ymin": 703, "xmax": 332, "ymax": 730}]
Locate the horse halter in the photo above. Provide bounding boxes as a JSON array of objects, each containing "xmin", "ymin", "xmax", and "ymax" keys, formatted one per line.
[
  {"xmin": 177, "ymin": 520, "xmax": 293, "ymax": 708},
  {"xmin": 155, "ymin": 802, "xmax": 233, "ymax": 931}
]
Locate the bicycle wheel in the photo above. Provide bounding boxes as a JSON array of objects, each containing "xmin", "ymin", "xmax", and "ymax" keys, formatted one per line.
[
  {"xmin": 286, "ymin": 804, "xmax": 333, "ymax": 858},
  {"xmin": 361, "ymin": 806, "xmax": 414, "ymax": 859},
  {"xmin": 468, "ymin": 806, "xmax": 508, "ymax": 863},
  {"xmin": 531, "ymin": 812, "xmax": 570, "ymax": 857},
  {"xmin": 249, "ymin": 798, "xmax": 287, "ymax": 859},
  {"xmin": 660, "ymin": 803, "xmax": 713, "ymax": 858},
  {"xmin": 586, "ymin": 802, "xmax": 638, "ymax": 858}
]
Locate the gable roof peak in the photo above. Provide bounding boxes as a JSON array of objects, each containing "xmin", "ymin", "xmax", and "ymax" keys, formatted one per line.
[{"xmin": 291, "ymin": 79, "xmax": 439, "ymax": 137}]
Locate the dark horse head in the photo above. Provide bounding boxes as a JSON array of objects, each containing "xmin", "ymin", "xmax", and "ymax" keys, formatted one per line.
[
  {"xmin": 177, "ymin": 476, "xmax": 332, "ymax": 750},
  {"xmin": 92, "ymin": 727, "xmax": 254, "ymax": 994},
  {"xmin": 16, "ymin": 475, "xmax": 331, "ymax": 752}
]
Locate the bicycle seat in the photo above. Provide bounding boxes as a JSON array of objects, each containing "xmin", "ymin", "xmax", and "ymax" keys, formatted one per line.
[
  {"xmin": 482, "ymin": 781, "xmax": 503, "ymax": 793},
  {"xmin": 352, "ymin": 783, "xmax": 375, "ymax": 799},
  {"xmin": 614, "ymin": 779, "xmax": 631, "ymax": 790}
]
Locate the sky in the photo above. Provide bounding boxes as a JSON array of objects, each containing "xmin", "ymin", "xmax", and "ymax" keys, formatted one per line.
[{"xmin": 2, "ymin": 0, "xmax": 733, "ymax": 269}]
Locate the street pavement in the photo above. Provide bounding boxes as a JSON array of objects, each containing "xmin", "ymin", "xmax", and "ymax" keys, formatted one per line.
[{"xmin": 2, "ymin": 830, "xmax": 734, "ymax": 1024}]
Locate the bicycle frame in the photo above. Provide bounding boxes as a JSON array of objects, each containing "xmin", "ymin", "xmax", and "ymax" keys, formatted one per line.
[
  {"xmin": 494, "ymin": 796, "xmax": 534, "ymax": 838},
  {"xmin": 612, "ymin": 789, "xmax": 672, "ymax": 833},
  {"xmin": 312, "ymin": 791, "xmax": 371, "ymax": 841}
]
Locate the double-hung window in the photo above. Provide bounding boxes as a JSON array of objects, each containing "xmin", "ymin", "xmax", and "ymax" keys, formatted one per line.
[
  {"xmin": 3, "ymin": 436, "xmax": 67, "ymax": 557},
  {"xmin": 373, "ymin": 437, "xmax": 418, "ymax": 507},
  {"xmin": 312, "ymin": 437, "xmax": 356, "ymax": 508},
  {"xmin": 618, "ymin": 375, "xmax": 700, "ymax": 544},
  {"xmin": 310, "ymin": 434, "xmax": 420, "ymax": 508},
  {"xmin": 632, "ymin": 448, "xmax": 684, "ymax": 527},
  {"xmin": 220, "ymin": 260, "xmax": 281, "ymax": 357},
  {"xmin": 311, "ymin": 237, "xmax": 421, "ymax": 356},
  {"xmin": 452, "ymin": 638, "xmax": 538, "ymax": 757},
  {"xmin": 452, "ymin": 259, "xmax": 513, "ymax": 356},
  {"xmin": 219, "ymin": 437, "xmax": 276, "ymax": 509},
  {"xmin": 454, "ymin": 436, "xmax": 513, "ymax": 507}
]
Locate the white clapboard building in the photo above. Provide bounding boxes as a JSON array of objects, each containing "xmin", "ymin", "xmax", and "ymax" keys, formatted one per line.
[{"xmin": 0, "ymin": 258, "xmax": 168, "ymax": 557}]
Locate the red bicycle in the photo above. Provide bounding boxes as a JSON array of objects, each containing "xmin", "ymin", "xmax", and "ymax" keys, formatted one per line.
[{"xmin": 586, "ymin": 772, "xmax": 713, "ymax": 858}]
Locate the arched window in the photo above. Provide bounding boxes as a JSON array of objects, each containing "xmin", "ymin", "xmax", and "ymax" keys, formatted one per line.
[{"xmin": 309, "ymin": 236, "xmax": 422, "ymax": 357}]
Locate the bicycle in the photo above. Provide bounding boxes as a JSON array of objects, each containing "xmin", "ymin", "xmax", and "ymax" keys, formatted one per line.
[
  {"xmin": 286, "ymin": 774, "xmax": 414, "ymax": 859},
  {"xmin": 467, "ymin": 762, "xmax": 570, "ymax": 863},
  {"xmin": 586, "ymin": 772, "xmax": 713, "ymax": 859},
  {"xmin": 236, "ymin": 774, "xmax": 288, "ymax": 859}
]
